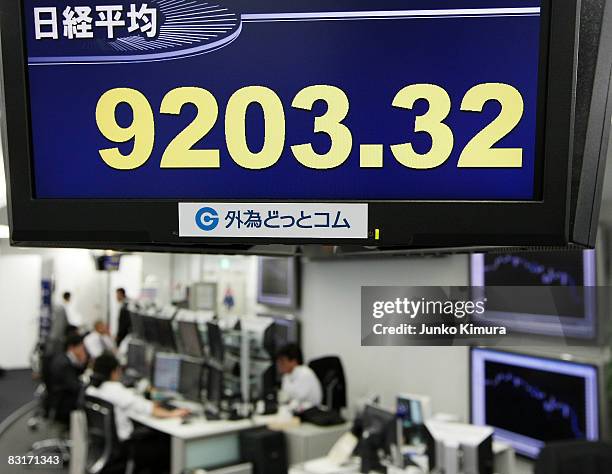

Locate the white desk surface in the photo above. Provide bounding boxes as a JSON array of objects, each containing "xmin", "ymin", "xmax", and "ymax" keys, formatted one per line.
[
  {"xmin": 129, "ymin": 413, "xmax": 274, "ymax": 440},
  {"xmin": 284, "ymin": 421, "xmax": 352, "ymax": 435},
  {"xmin": 129, "ymin": 410, "xmax": 351, "ymax": 440}
]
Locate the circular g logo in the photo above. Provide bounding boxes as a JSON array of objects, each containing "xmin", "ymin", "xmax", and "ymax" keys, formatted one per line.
[{"xmin": 195, "ymin": 207, "xmax": 219, "ymax": 231}]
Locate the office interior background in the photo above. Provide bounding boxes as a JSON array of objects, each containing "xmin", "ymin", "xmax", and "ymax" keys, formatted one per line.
[{"xmin": 2, "ymin": 142, "xmax": 612, "ymax": 474}]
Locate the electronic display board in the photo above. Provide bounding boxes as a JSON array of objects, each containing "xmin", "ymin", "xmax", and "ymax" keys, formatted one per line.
[{"xmin": 1, "ymin": 0, "xmax": 610, "ymax": 252}]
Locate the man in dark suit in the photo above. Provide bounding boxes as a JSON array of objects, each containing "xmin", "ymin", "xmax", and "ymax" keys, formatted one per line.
[
  {"xmin": 47, "ymin": 334, "xmax": 88, "ymax": 425},
  {"xmin": 46, "ymin": 292, "xmax": 72, "ymax": 356},
  {"xmin": 115, "ymin": 288, "xmax": 132, "ymax": 346}
]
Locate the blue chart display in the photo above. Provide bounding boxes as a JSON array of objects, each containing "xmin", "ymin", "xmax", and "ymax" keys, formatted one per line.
[
  {"xmin": 485, "ymin": 254, "xmax": 580, "ymax": 288},
  {"xmin": 471, "ymin": 250, "xmax": 597, "ymax": 339},
  {"xmin": 484, "ymin": 362, "xmax": 587, "ymax": 440},
  {"xmin": 482, "ymin": 250, "xmax": 586, "ymax": 318},
  {"xmin": 23, "ymin": 0, "xmax": 543, "ymax": 200},
  {"xmin": 153, "ymin": 354, "xmax": 181, "ymax": 392},
  {"xmin": 471, "ymin": 349, "xmax": 600, "ymax": 458}
]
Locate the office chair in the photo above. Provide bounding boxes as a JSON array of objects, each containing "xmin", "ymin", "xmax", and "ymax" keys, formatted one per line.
[
  {"xmin": 308, "ymin": 356, "xmax": 347, "ymax": 412},
  {"xmin": 27, "ymin": 342, "xmax": 49, "ymax": 431},
  {"xmin": 84, "ymin": 395, "xmax": 135, "ymax": 474},
  {"xmin": 534, "ymin": 441, "xmax": 612, "ymax": 474},
  {"xmin": 27, "ymin": 354, "xmax": 72, "ymax": 464}
]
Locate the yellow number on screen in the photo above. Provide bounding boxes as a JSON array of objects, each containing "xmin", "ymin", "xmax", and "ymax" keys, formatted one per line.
[
  {"xmin": 458, "ymin": 83, "xmax": 524, "ymax": 168},
  {"xmin": 391, "ymin": 84, "xmax": 454, "ymax": 169},
  {"xmin": 225, "ymin": 86, "xmax": 286, "ymax": 169},
  {"xmin": 96, "ymin": 88, "xmax": 154, "ymax": 170},
  {"xmin": 160, "ymin": 87, "xmax": 220, "ymax": 168},
  {"xmin": 291, "ymin": 85, "xmax": 352, "ymax": 169}
]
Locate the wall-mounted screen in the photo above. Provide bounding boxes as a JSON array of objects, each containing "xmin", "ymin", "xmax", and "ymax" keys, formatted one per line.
[
  {"xmin": 2, "ymin": 0, "xmax": 609, "ymax": 251},
  {"xmin": 471, "ymin": 348, "xmax": 600, "ymax": 458},
  {"xmin": 470, "ymin": 250, "xmax": 597, "ymax": 339},
  {"xmin": 257, "ymin": 257, "xmax": 299, "ymax": 308}
]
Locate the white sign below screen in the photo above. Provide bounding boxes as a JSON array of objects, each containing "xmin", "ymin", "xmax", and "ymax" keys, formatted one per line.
[{"xmin": 178, "ymin": 203, "xmax": 368, "ymax": 239}]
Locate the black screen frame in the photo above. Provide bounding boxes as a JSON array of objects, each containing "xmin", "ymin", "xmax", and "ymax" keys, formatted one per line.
[
  {"xmin": 468, "ymin": 347, "xmax": 602, "ymax": 458},
  {"xmin": 1, "ymin": 0, "xmax": 577, "ymax": 251}
]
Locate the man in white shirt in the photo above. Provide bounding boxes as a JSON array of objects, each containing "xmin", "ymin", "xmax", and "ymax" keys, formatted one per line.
[
  {"xmin": 84, "ymin": 320, "xmax": 116, "ymax": 360},
  {"xmin": 276, "ymin": 344, "xmax": 323, "ymax": 412},
  {"xmin": 86, "ymin": 354, "xmax": 188, "ymax": 472}
]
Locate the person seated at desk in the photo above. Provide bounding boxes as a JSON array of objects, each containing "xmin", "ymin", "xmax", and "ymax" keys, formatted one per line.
[
  {"xmin": 86, "ymin": 353, "xmax": 189, "ymax": 473},
  {"xmin": 48, "ymin": 333, "xmax": 88, "ymax": 425},
  {"xmin": 84, "ymin": 320, "xmax": 116, "ymax": 359},
  {"xmin": 276, "ymin": 344, "xmax": 323, "ymax": 413}
]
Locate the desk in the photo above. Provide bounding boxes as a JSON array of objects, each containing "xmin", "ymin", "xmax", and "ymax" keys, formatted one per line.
[
  {"xmin": 130, "ymin": 412, "xmax": 351, "ymax": 474},
  {"xmin": 129, "ymin": 413, "xmax": 266, "ymax": 474},
  {"xmin": 290, "ymin": 441, "xmax": 516, "ymax": 474},
  {"xmin": 285, "ymin": 422, "xmax": 352, "ymax": 465}
]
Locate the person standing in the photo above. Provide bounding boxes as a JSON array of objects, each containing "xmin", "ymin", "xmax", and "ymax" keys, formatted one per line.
[
  {"xmin": 115, "ymin": 288, "xmax": 132, "ymax": 347},
  {"xmin": 46, "ymin": 292, "xmax": 72, "ymax": 356}
]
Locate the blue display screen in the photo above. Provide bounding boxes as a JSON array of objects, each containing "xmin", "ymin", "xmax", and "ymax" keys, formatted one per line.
[{"xmin": 24, "ymin": 0, "xmax": 544, "ymax": 200}]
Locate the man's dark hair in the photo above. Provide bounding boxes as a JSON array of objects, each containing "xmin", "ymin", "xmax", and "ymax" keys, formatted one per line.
[
  {"xmin": 116, "ymin": 288, "xmax": 126, "ymax": 297},
  {"xmin": 64, "ymin": 333, "xmax": 84, "ymax": 351},
  {"xmin": 91, "ymin": 353, "xmax": 120, "ymax": 387},
  {"xmin": 276, "ymin": 343, "xmax": 303, "ymax": 365},
  {"xmin": 63, "ymin": 292, "xmax": 71, "ymax": 301}
]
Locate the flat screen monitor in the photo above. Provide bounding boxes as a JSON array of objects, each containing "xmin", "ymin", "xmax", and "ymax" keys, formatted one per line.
[
  {"xmin": 179, "ymin": 359, "xmax": 203, "ymax": 402},
  {"xmin": 470, "ymin": 348, "xmax": 600, "ymax": 458},
  {"xmin": 156, "ymin": 318, "xmax": 177, "ymax": 352},
  {"xmin": 129, "ymin": 313, "xmax": 146, "ymax": 341},
  {"xmin": 126, "ymin": 341, "xmax": 148, "ymax": 377},
  {"xmin": 153, "ymin": 353, "xmax": 181, "ymax": 393},
  {"xmin": 190, "ymin": 282, "xmax": 217, "ymax": 312},
  {"xmin": 142, "ymin": 315, "xmax": 160, "ymax": 346},
  {"xmin": 94, "ymin": 255, "xmax": 122, "ymax": 272},
  {"xmin": 207, "ymin": 322, "xmax": 225, "ymax": 363},
  {"xmin": 257, "ymin": 257, "xmax": 299, "ymax": 308},
  {"xmin": 259, "ymin": 314, "xmax": 300, "ymax": 358},
  {"xmin": 397, "ymin": 394, "xmax": 431, "ymax": 447},
  {"xmin": 3, "ymin": 0, "xmax": 608, "ymax": 253},
  {"xmin": 206, "ymin": 366, "xmax": 224, "ymax": 407},
  {"xmin": 471, "ymin": 250, "xmax": 597, "ymax": 339},
  {"xmin": 178, "ymin": 321, "xmax": 205, "ymax": 359},
  {"xmin": 360, "ymin": 404, "xmax": 398, "ymax": 472}
]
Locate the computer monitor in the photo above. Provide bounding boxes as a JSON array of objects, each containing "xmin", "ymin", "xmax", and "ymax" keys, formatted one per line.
[
  {"xmin": 259, "ymin": 314, "xmax": 301, "ymax": 358},
  {"xmin": 178, "ymin": 321, "xmax": 205, "ymax": 359},
  {"xmin": 142, "ymin": 315, "xmax": 160, "ymax": 346},
  {"xmin": 179, "ymin": 359, "xmax": 203, "ymax": 402},
  {"xmin": 153, "ymin": 353, "xmax": 181, "ymax": 393},
  {"xmin": 94, "ymin": 254, "xmax": 122, "ymax": 271},
  {"xmin": 129, "ymin": 313, "xmax": 146, "ymax": 341},
  {"xmin": 425, "ymin": 420, "xmax": 494, "ymax": 474},
  {"xmin": 257, "ymin": 257, "xmax": 299, "ymax": 308},
  {"xmin": 126, "ymin": 341, "xmax": 148, "ymax": 378},
  {"xmin": 397, "ymin": 394, "xmax": 431, "ymax": 447},
  {"xmin": 470, "ymin": 250, "xmax": 597, "ymax": 339},
  {"xmin": 206, "ymin": 366, "xmax": 224, "ymax": 408},
  {"xmin": 207, "ymin": 322, "xmax": 225, "ymax": 363},
  {"xmin": 471, "ymin": 348, "xmax": 600, "ymax": 458},
  {"xmin": 359, "ymin": 404, "xmax": 398, "ymax": 473},
  {"xmin": 190, "ymin": 282, "xmax": 217, "ymax": 311},
  {"xmin": 156, "ymin": 318, "xmax": 177, "ymax": 352}
]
